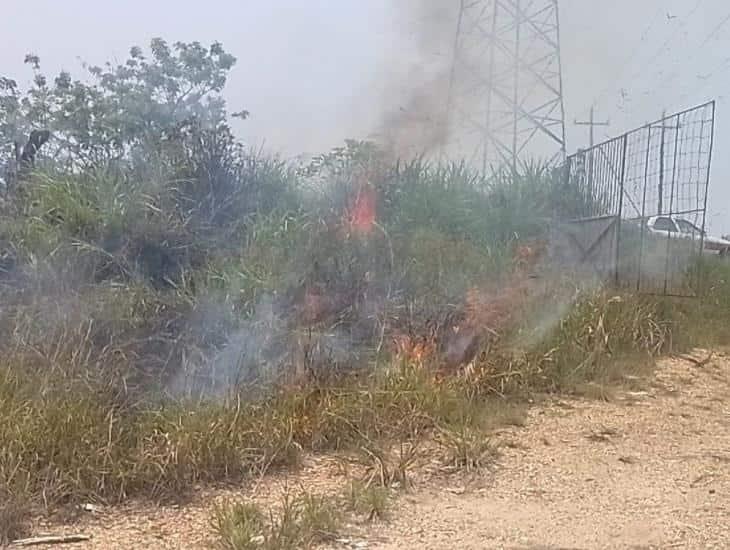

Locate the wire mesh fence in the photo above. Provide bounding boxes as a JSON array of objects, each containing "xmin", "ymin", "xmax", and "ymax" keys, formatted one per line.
[{"xmin": 559, "ymin": 101, "xmax": 716, "ymax": 296}]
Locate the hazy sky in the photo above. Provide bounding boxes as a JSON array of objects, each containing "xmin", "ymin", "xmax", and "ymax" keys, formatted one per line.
[{"xmin": 1, "ymin": 0, "xmax": 729, "ymax": 232}]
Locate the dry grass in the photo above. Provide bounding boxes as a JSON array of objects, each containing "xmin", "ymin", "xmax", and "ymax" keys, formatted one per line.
[
  {"xmin": 0, "ymin": 483, "xmax": 31, "ymax": 545},
  {"xmin": 0, "ymin": 257, "xmax": 728, "ymax": 543},
  {"xmin": 343, "ymin": 480, "xmax": 392, "ymax": 521},
  {"xmin": 436, "ymin": 424, "xmax": 500, "ymax": 473},
  {"xmin": 211, "ymin": 480, "xmax": 396, "ymax": 550},
  {"xmin": 0, "ymin": 284, "xmax": 722, "ymax": 523},
  {"xmin": 212, "ymin": 500, "xmax": 266, "ymax": 550},
  {"xmin": 211, "ymin": 489, "xmax": 342, "ymax": 550}
]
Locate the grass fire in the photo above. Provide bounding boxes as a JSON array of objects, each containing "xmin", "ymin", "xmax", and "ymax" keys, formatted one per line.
[{"xmin": 0, "ymin": 31, "xmax": 728, "ymax": 550}]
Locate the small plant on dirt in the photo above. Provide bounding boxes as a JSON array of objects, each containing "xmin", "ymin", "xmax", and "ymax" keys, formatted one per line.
[
  {"xmin": 436, "ymin": 423, "xmax": 500, "ymax": 473},
  {"xmin": 0, "ymin": 483, "xmax": 31, "ymax": 546},
  {"xmin": 212, "ymin": 490, "xmax": 342, "ymax": 550},
  {"xmin": 352, "ymin": 439, "xmax": 421, "ymax": 490},
  {"xmin": 391, "ymin": 441, "xmax": 421, "ymax": 488},
  {"xmin": 212, "ymin": 500, "xmax": 266, "ymax": 550},
  {"xmin": 343, "ymin": 480, "xmax": 391, "ymax": 522},
  {"xmin": 281, "ymin": 491, "xmax": 341, "ymax": 546}
]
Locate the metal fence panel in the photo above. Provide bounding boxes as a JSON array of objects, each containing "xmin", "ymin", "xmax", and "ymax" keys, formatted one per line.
[{"xmin": 562, "ymin": 101, "xmax": 715, "ymax": 296}]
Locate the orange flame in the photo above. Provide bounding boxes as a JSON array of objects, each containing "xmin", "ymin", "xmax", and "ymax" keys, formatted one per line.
[
  {"xmin": 392, "ymin": 333, "xmax": 436, "ymax": 364},
  {"xmin": 346, "ymin": 183, "xmax": 377, "ymax": 236},
  {"xmin": 390, "ymin": 240, "xmax": 550, "ymax": 372}
]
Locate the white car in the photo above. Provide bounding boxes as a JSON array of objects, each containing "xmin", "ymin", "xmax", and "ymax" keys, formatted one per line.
[{"xmin": 646, "ymin": 215, "xmax": 730, "ymax": 256}]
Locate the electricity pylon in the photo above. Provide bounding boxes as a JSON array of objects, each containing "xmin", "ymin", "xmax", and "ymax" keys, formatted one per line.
[{"xmin": 445, "ymin": 0, "xmax": 567, "ymax": 173}]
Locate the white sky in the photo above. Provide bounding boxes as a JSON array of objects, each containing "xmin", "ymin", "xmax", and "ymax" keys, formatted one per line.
[{"xmin": 1, "ymin": 0, "xmax": 729, "ymax": 233}]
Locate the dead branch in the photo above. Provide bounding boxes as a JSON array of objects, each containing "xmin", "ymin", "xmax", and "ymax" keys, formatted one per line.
[
  {"xmin": 11, "ymin": 534, "xmax": 91, "ymax": 547},
  {"xmin": 677, "ymin": 352, "xmax": 714, "ymax": 368},
  {"xmin": 19, "ymin": 130, "xmax": 51, "ymax": 164}
]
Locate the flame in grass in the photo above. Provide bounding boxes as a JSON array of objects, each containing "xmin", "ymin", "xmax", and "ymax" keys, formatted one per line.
[
  {"xmin": 346, "ymin": 182, "xmax": 377, "ymax": 236},
  {"xmin": 390, "ymin": 240, "xmax": 548, "ymax": 371},
  {"xmin": 335, "ymin": 172, "xmax": 547, "ymax": 373},
  {"xmin": 392, "ymin": 332, "xmax": 437, "ymax": 365}
]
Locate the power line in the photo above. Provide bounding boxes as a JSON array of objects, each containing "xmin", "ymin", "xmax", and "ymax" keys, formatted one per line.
[
  {"xmin": 582, "ymin": 3, "xmax": 667, "ymax": 118},
  {"xmin": 580, "ymin": 0, "xmax": 704, "ymax": 118},
  {"xmin": 622, "ymin": 0, "xmax": 704, "ymax": 87},
  {"xmin": 679, "ymin": 56, "xmax": 730, "ymax": 104},
  {"xmin": 699, "ymin": 10, "xmax": 730, "ymax": 47},
  {"xmin": 625, "ymin": 6, "xmax": 730, "ymax": 129},
  {"xmin": 614, "ymin": 0, "xmax": 706, "ymax": 120},
  {"xmin": 653, "ymin": 2, "xmax": 730, "ymax": 96}
]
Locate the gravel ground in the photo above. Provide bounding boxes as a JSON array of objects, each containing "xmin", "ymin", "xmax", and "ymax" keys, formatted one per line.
[
  {"xmin": 30, "ymin": 351, "xmax": 730, "ymax": 549},
  {"xmin": 364, "ymin": 351, "xmax": 730, "ymax": 549}
]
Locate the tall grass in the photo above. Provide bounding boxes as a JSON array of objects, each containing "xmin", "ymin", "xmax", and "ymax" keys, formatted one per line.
[
  {"xmin": 1, "ymin": 281, "xmax": 727, "ymax": 517},
  {"xmin": 0, "ymin": 141, "xmax": 729, "ymax": 539}
]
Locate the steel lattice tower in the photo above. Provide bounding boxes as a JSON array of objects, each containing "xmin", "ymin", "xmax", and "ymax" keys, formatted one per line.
[{"xmin": 445, "ymin": 0, "xmax": 567, "ymax": 172}]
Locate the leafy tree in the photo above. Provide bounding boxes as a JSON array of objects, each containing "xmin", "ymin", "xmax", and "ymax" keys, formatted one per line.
[
  {"xmin": 0, "ymin": 38, "xmax": 300, "ymax": 289},
  {"xmin": 0, "ymin": 38, "xmax": 245, "ymax": 178}
]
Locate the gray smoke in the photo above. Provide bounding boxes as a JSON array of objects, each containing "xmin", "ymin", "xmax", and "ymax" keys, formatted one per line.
[{"xmin": 373, "ymin": 1, "xmax": 460, "ymax": 159}]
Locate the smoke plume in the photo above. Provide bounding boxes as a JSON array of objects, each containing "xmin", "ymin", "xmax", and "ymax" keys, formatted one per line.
[{"xmin": 373, "ymin": 1, "xmax": 461, "ymax": 159}]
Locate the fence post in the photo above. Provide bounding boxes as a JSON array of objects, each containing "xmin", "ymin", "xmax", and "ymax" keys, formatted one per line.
[
  {"xmin": 564, "ymin": 154, "xmax": 571, "ymax": 187},
  {"xmin": 615, "ymin": 134, "xmax": 628, "ymax": 286},
  {"xmin": 698, "ymin": 100, "xmax": 716, "ymax": 295},
  {"xmin": 636, "ymin": 126, "xmax": 652, "ymax": 292}
]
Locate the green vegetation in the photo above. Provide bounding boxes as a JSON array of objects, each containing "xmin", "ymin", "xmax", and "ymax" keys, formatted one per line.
[
  {"xmin": 343, "ymin": 480, "xmax": 392, "ymax": 521},
  {"xmin": 0, "ymin": 38, "xmax": 729, "ymax": 547},
  {"xmin": 0, "ymin": 482, "xmax": 30, "ymax": 545},
  {"xmin": 212, "ymin": 491, "xmax": 342, "ymax": 550}
]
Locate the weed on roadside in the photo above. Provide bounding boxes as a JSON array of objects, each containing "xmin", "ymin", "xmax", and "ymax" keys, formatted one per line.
[
  {"xmin": 212, "ymin": 500, "xmax": 266, "ymax": 550},
  {"xmin": 436, "ymin": 423, "xmax": 501, "ymax": 473},
  {"xmin": 342, "ymin": 480, "xmax": 391, "ymax": 522},
  {"xmin": 0, "ymin": 482, "xmax": 31, "ymax": 546},
  {"xmin": 211, "ymin": 489, "xmax": 342, "ymax": 550}
]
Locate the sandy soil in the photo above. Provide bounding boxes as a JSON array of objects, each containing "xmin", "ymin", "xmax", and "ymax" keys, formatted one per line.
[
  {"xmin": 30, "ymin": 351, "xmax": 730, "ymax": 549},
  {"xmin": 363, "ymin": 351, "xmax": 730, "ymax": 550}
]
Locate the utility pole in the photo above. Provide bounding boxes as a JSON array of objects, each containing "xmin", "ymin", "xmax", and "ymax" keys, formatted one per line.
[
  {"xmin": 445, "ymin": 0, "xmax": 567, "ymax": 172},
  {"xmin": 574, "ymin": 105, "xmax": 609, "ymax": 197}
]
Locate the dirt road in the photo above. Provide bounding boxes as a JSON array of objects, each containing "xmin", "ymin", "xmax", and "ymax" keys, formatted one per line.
[
  {"xmin": 364, "ymin": 352, "xmax": 730, "ymax": 549},
  {"xmin": 40, "ymin": 352, "xmax": 729, "ymax": 549}
]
